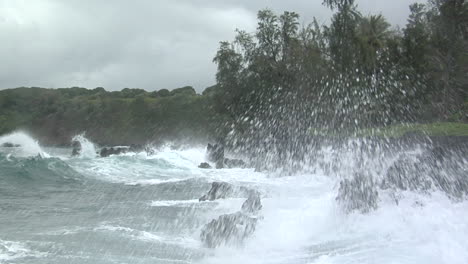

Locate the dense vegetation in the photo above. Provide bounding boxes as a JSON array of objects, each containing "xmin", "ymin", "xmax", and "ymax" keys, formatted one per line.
[
  {"xmin": 0, "ymin": 0, "xmax": 466, "ymax": 146},
  {"xmin": 0, "ymin": 86, "xmax": 223, "ymax": 145}
]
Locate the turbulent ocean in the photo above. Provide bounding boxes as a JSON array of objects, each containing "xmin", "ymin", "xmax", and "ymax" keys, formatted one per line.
[{"xmin": 1, "ymin": 131, "xmax": 468, "ymax": 264}]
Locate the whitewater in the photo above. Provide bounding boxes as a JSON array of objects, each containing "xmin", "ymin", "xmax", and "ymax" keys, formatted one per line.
[{"xmin": 1, "ymin": 131, "xmax": 468, "ymax": 264}]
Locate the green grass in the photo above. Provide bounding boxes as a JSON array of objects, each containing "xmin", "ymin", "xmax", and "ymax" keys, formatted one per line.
[{"xmin": 357, "ymin": 122, "xmax": 468, "ymax": 137}]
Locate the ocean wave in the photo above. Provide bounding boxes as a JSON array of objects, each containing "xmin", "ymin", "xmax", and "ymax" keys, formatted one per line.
[{"xmin": 0, "ymin": 154, "xmax": 84, "ymax": 187}]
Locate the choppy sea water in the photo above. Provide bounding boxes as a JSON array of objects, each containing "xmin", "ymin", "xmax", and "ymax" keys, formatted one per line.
[{"xmin": 1, "ymin": 131, "xmax": 468, "ymax": 264}]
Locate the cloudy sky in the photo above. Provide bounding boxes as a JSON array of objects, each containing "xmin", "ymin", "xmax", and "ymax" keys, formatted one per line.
[{"xmin": 0, "ymin": 0, "xmax": 422, "ymax": 92}]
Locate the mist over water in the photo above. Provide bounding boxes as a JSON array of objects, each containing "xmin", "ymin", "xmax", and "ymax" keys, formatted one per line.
[{"xmin": 0, "ymin": 131, "xmax": 467, "ymax": 264}]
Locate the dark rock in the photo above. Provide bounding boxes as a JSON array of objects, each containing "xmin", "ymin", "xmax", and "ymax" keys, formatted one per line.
[
  {"xmin": 200, "ymin": 212, "xmax": 258, "ymax": 248},
  {"xmin": 71, "ymin": 140, "xmax": 81, "ymax": 156},
  {"xmin": 199, "ymin": 182, "xmax": 256, "ymax": 201},
  {"xmin": 100, "ymin": 147, "xmax": 109, "ymax": 157},
  {"xmin": 145, "ymin": 146, "xmax": 155, "ymax": 156},
  {"xmin": 198, "ymin": 162, "xmax": 212, "ymax": 169},
  {"xmin": 100, "ymin": 147, "xmax": 129, "ymax": 157},
  {"xmin": 381, "ymin": 157, "xmax": 432, "ymax": 192},
  {"xmin": 381, "ymin": 147, "xmax": 468, "ymax": 199},
  {"xmin": 241, "ymin": 192, "xmax": 262, "ymax": 214},
  {"xmin": 224, "ymin": 158, "xmax": 247, "ymax": 168},
  {"xmin": 199, "ymin": 182, "xmax": 234, "ymax": 201},
  {"xmin": 1, "ymin": 142, "xmax": 20, "ymax": 148},
  {"xmin": 336, "ymin": 173, "xmax": 379, "ymax": 213},
  {"xmin": 207, "ymin": 143, "xmax": 224, "ymax": 164},
  {"xmin": 206, "ymin": 142, "xmax": 250, "ymax": 169}
]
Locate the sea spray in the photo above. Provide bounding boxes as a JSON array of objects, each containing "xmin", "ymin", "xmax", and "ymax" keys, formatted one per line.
[
  {"xmin": 0, "ymin": 131, "xmax": 49, "ymax": 157},
  {"xmin": 71, "ymin": 133, "xmax": 97, "ymax": 158}
]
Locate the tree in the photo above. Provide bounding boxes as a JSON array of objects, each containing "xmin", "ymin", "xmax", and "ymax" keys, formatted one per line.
[
  {"xmin": 356, "ymin": 14, "xmax": 391, "ymax": 71},
  {"xmin": 323, "ymin": 0, "xmax": 355, "ymax": 10}
]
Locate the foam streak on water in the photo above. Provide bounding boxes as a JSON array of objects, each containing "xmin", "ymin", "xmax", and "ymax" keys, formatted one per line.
[{"xmin": 0, "ymin": 133, "xmax": 467, "ymax": 264}]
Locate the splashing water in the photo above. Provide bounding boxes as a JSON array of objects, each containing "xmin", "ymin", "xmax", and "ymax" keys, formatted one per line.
[
  {"xmin": 0, "ymin": 131, "xmax": 49, "ymax": 157},
  {"xmin": 0, "ymin": 132, "xmax": 467, "ymax": 264},
  {"xmin": 71, "ymin": 133, "xmax": 97, "ymax": 158}
]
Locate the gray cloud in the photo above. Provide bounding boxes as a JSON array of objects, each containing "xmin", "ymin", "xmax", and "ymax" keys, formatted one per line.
[{"xmin": 0, "ymin": 0, "xmax": 421, "ymax": 92}]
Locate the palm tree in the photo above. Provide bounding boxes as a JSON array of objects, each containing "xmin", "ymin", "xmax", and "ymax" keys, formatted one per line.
[{"xmin": 356, "ymin": 14, "xmax": 391, "ymax": 70}]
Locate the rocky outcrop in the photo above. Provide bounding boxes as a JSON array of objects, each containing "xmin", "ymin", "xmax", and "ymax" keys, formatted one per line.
[
  {"xmin": 204, "ymin": 143, "xmax": 248, "ymax": 169},
  {"xmin": 200, "ymin": 212, "xmax": 258, "ymax": 248},
  {"xmin": 207, "ymin": 143, "xmax": 224, "ymax": 168},
  {"xmin": 337, "ymin": 144, "xmax": 468, "ymax": 214},
  {"xmin": 199, "ymin": 181, "xmax": 263, "ymax": 248},
  {"xmin": 224, "ymin": 158, "xmax": 247, "ymax": 169},
  {"xmin": 100, "ymin": 146, "xmax": 130, "ymax": 157},
  {"xmin": 198, "ymin": 181, "xmax": 257, "ymax": 202},
  {"xmin": 381, "ymin": 146, "xmax": 468, "ymax": 198},
  {"xmin": 71, "ymin": 140, "xmax": 81, "ymax": 156},
  {"xmin": 98, "ymin": 144, "xmax": 154, "ymax": 157},
  {"xmin": 199, "ymin": 182, "xmax": 235, "ymax": 201},
  {"xmin": 198, "ymin": 162, "xmax": 212, "ymax": 169},
  {"xmin": 241, "ymin": 192, "xmax": 262, "ymax": 214}
]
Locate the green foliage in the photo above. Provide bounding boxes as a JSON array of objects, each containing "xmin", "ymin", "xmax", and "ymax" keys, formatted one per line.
[
  {"xmin": 170, "ymin": 86, "xmax": 196, "ymax": 96},
  {"xmin": 0, "ymin": 87, "xmax": 219, "ymax": 145},
  {"xmin": 212, "ymin": 2, "xmax": 467, "ymax": 146}
]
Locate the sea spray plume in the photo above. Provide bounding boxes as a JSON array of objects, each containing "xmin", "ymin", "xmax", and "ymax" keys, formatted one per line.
[
  {"xmin": 0, "ymin": 131, "xmax": 49, "ymax": 157},
  {"xmin": 336, "ymin": 172, "xmax": 379, "ymax": 213},
  {"xmin": 71, "ymin": 133, "xmax": 97, "ymax": 158},
  {"xmin": 214, "ymin": 6, "xmax": 424, "ymax": 174},
  {"xmin": 212, "ymin": 5, "xmax": 468, "ymax": 219}
]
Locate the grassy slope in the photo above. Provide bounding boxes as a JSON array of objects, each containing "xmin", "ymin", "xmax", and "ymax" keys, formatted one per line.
[{"xmin": 357, "ymin": 122, "xmax": 468, "ymax": 137}]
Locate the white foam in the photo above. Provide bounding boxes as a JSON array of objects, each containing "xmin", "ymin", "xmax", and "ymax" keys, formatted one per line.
[
  {"xmin": 0, "ymin": 239, "xmax": 46, "ymax": 262},
  {"xmin": 150, "ymin": 199, "xmax": 201, "ymax": 207},
  {"xmin": 68, "ymin": 146, "xmax": 210, "ymax": 184},
  {"xmin": 201, "ymin": 173, "xmax": 468, "ymax": 264}
]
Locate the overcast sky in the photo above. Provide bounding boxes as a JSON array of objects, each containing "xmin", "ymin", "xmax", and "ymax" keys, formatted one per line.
[{"xmin": 0, "ymin": 0, "xmax": 423, "ymax": 92}]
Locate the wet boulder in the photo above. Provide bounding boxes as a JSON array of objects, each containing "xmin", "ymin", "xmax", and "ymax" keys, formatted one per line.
[
  {"xmin": 381, "ymin": 156, "xmax": 432, "ymax": 192},
  {"xmin": 71, "ymin": 140, "xmax": 82, "ymax": 156},
  {"xmin": 200, "ymin": 212, "xmax": 258, "ymax": 248},
  {"xmin": 381, "ymin": 147, "xmax": 468, "ymax": 198},
  {"xmin": 199, "ymin": 182, "xmax": 257, "ymax": 201},
  {"xmin": 144, "ymin": 146, "xmax": 155, "ymax": 156},
  {"xmin": 224, "ymin": 158, "xmax": 247, "ymax": 169},
  {"xmin": 100, "ymin": 146, "xmax": 129, "ymax": 157},
  {"xmin": 336, "ymin": 173, "xmax": 379, "ymax": 213},
  {"xmin": 198, "ymin": 162, "xmax": 212, "ymax": 169},
  {"xmin": 241, "ymin": 192, "xmax": 262, "ymax": 214},
  {"xmin": 207, "ymin": 143, "xmax": 224, "ymax": 168},
  {"xmin": 199, "ymin": 182, "xmax": 234, "ymax": 201}
]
